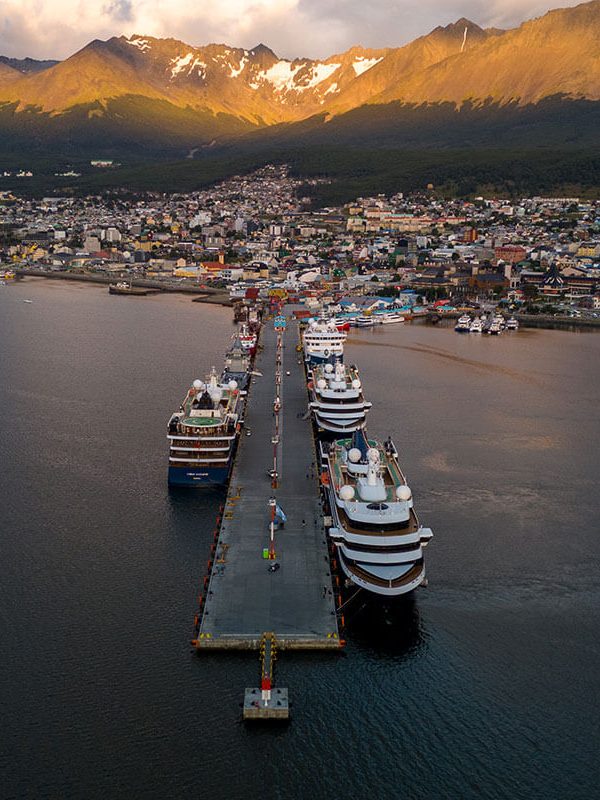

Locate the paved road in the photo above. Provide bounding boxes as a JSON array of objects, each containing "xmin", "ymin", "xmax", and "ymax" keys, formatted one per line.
[{"xmin": 197, "ymin": 320, "xmax": 339, "ymax": 649}]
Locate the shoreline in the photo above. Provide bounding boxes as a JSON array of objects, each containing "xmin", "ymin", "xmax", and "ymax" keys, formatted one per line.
[{"xmin": 13, "ymin": 269, "xmax": 232, "ymax": 306}]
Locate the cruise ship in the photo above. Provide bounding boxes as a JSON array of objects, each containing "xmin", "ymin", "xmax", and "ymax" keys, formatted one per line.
[
  {"xmin": 221, "ymin": 336, "xmax": 251, "ymax": 391},
  {"xmin": 323, "ymin": 430, "xmax": 433, "ymax": 597},
  {"xmin": 302, "ymin": 318, "xmax": 347, "ymax": 365},
  {"xmin": 167, "ymin": 368, "xmax": 244, "ymax": 486},
  {"xmin": 308, "ymin": 361, "xmax": 372, "ymax": 436}
]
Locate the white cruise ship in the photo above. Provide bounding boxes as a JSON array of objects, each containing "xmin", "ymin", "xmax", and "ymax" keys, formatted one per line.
[
  {"xmin": 302, "ymin": 318, "xmax": 347, "ymax": 365},
  {"xmin": 309, "ymin": 361, "xmax": 372, "ymax": 436},
  {"xmin": 323, "ymin": 430, "xmax": 432, "ymax": 597}
]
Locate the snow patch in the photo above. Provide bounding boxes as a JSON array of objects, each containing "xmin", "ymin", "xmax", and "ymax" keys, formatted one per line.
[
  {"xmin": 254, "ymin": 60, "xmax": 340, "ymax": 93},
  {"xmin": 257, "ymin": 60, "xmax": 305, "ymax": 92},
  {"xmin": 170, "ymin": 53, "xmax": 193, "ymax": 77},
  {"xmin": 170, "ymin": 53, "xmax": 206, "ymax": 79},
  {"xmin": 128, "ymin": 37, "xmax": 151, "ymax": 52},
  {"xmin": 321, "ymin": 82, "xmax": 339, "ymax": 103},
  {"xmin": 303, "ymin": 62, "xmax": 340, "ymax": 88},
  {"xmin": 229, "ymin": 57, "xmax": 247, "ymax": 78},
  {"xmin": 352, "ymin": 57, "xmax": 383, "ymax": 77}
]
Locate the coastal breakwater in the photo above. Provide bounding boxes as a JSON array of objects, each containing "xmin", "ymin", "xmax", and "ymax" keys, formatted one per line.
[{"xmin": 16, "ymin": 268, "xmax": 232, "ymax": 305}]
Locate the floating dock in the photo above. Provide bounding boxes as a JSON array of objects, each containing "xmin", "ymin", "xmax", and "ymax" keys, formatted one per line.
[{"xmin": 193, "ymin": 319, "xmax": 340, "ymax": 650}]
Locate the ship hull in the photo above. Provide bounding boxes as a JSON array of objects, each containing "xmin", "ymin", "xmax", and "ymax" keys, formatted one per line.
[
  {"xmin": 338, "ymin": 550, "xmax": 426, "ymax": 597},
  {"xmin": 168, "ymin": 465, "xmax": 231, "ymax": 486}
]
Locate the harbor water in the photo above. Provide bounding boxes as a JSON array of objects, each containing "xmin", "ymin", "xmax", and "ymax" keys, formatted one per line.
[{"xmin": 0, "ymin": 279, "xmax": 598, "ymax": 799}]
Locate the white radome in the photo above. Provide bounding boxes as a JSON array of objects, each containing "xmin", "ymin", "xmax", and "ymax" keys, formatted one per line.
[
  {"xmin": 324, "ymin": 363, "xmax": 334, "ymax": 373},
  {"xmin": 396, "ymin": 485, "xmax": 412, "ymax": 501},
  {"xmin": 351, "ymin": 378, "xmax": 361, "ymax": 389},
  {"xmin": 367, "ymin": 447, "xmax": 380, "ymax": 461},
  {"xmin": 228, "ymin": 380, "xmax": 238, "ymax": 390},
  {"xmin": 193, "ymin": 379, "xmax": 203, "ymax": 389},
  {"xmin": 317, "ymin": 378, "xmax": 327, "ymax": 390},
  {"xmin": 348, "ymin": 447, "xmax": 362, "ymax": 463},
  {"xmin": 339, "ymin": 484, "xmax": 355, "ymax": 501}
]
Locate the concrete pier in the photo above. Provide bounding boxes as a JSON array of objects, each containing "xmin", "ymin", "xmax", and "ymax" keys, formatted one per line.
[{"xmin": 194, "ymin": 320, "xmax": 340, "ymax": 650}]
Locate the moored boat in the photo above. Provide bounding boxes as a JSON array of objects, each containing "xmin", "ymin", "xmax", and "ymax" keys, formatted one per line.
[
  {"xmin": 108, "ymin": 281, "xmax": 150, "ymax": 296},
  {"xmin": 221, "ymin": 335, "xmax": 251, "ymax": 390},
  {"xmin": 309, "ymin": 361, "xmax": 371, "ymax": 436},
  {"xmin": 352, "ymin": 315, "xmax": 376, "ymax": 328},
  {"xmin": 302, "ymin": 318, "xmax": 346, "ymax": 365},
  {"xmin": 455, "ymin": 314, "xmax": 472, "ymax": 332},
  {"xmin": 323, "ymin": 430, "xmax": 432, "ymax": 597},
  {"xmin": 238, "ymin": 322, "xmax": 258, "ymax": 355},
  {"xmin": 377, "ymin": 312, "xmax": 405, "ymax": 325},
  {"xmin": 167, "ymin": 368, "xmax": 244, "ymax": 486}
]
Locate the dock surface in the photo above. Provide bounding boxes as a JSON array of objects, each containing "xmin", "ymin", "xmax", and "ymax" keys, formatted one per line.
[{"xmin": 195, "ymin": 321, "xmax": 339, "ymax": 650}]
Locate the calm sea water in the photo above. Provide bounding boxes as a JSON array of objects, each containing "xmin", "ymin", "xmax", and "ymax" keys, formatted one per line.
[{"xmin": 1, "ymin": 280, "xmax": 598, "ymax": 800}]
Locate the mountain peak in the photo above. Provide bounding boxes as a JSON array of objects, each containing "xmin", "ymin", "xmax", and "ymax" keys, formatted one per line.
[
  {"xmin": 433, "ymin": 18, "xmax": 485, "ymax": 37},
  {"xmin": 249, "ymin": 43, "xmax": 277, "ymax": 58}
]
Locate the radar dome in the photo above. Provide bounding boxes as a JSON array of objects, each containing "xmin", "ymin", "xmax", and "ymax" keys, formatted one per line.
[
  {"xmin": 351, "ymin": 379, "xmax": 361, "ymax": 389},
  {"xmin": 317, "ymin": 379, "xmax": 327, "ymax": 390},
  {"xmin": 193, "ymin": 379, "xmax": 203, "ymax": 390},
  {"xmin": 396, "ymin": 485, "xmax": 412, "ymax": 501},
  {"xmin": 209, "ymin": 388, "xmax": 223, "ymax": 403},
  {"xmin": 348, "ymin": 448, "xmax": 361, "ymax": 463},
  {"xmin": 228, "ymin": 380, "xmax": 238, "ymax": 390},
  {"xmin": 367, "ymin": 448, "xmax": 380, "ymax": 461},
  {"xmin": 339, "ymin": 485, "xmax": 355, "ymax": 501},
  {"xmin": 324, "ymin": 363, "xmax": 334, "ymax": 373}
]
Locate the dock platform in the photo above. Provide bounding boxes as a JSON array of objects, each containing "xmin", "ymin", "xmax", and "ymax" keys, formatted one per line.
[{"xmin": 194, "ymin": 321, "xmax": 340, "ymax": 651}]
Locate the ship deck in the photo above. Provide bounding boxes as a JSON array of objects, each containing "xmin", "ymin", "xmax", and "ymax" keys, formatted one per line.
[{"xmin": 195, "ymin": 321, "xmax": 340, "ymax": 650}]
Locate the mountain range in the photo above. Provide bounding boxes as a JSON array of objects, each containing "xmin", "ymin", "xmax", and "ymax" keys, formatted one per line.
[{"xmin": 0, "ymin": 0, "xmax": 599, "ymax": 199}]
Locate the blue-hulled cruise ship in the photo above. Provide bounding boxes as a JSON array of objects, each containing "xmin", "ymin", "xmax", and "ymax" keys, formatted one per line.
[{"xmin": 167, "ymin": 368, "xmax": 244, "ymax": 486}]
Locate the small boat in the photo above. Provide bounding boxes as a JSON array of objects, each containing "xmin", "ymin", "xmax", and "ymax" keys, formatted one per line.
[
  {"xmin": 108, "ymin": 281, "xmax": 149, "ymax": 296},
  {"xmin": 352, "ymin": 315, "xmax": 376, "ymax": 328},
  {"xmin": 334, "ymin": 318, "xmax": 351, "ymax": 332},
  {"xmin": 469, "ymin": 317, "xmax": 483, "ymax": 333},
  {"xmin": 377, "ymin": 313, "xmax": 405, "ymax": 324},
  {"xmin": 455, "ymin": 314, "xmax": 472, "ymax": 332},
  {"xmin": 506, "ymin": 317, "xmax": 519, "ymax": 330},
  {"xmin": 23, "ymin": 299, "xmax": 33, "ymax": 304},
  {"xmin": 487, "ymin": 319, "xmax": 502, "ymax": 335}
]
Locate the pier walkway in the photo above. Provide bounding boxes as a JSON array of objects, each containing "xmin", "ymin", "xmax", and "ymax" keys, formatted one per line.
[{"xmin": 194, "ymin": 321, "xmax": 340, "ymax": 650}]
